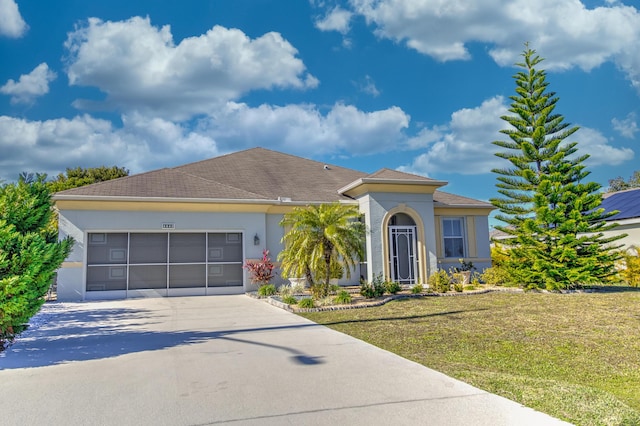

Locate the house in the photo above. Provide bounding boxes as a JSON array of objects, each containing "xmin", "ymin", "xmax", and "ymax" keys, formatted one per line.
[
  {"xmin": 54, "ymin": 147, "xmax": 494, "ymax": 301},
  {"xmin": 599, "ymin": 187, "xmax": 640, "ymax": 251}
]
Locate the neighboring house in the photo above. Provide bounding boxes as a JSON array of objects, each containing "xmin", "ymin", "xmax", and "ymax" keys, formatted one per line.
[
  {"xmin": 54, "ymin": 148, "xmax": 494, "ymax": 301},
  {"xmin": 599, "ymin": 188, "xmax": 640, "ymax": 251}
]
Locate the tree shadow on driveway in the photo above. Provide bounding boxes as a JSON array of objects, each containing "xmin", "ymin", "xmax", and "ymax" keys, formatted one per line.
[{"xmin": 0, "ymin": 303, "xmax": 324, "ymax": 370}]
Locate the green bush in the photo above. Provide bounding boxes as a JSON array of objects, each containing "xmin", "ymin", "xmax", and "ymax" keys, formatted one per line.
[
  {"xmin": 360, "ymin": 274, "xmax": 385, "ymax": 298},
  {"xmin": 278, "ymin": 284, "xmax": 293, "ymax": 297},
  {"xmin": 329, "ymin": 284, "xmax": 341, "ymax": 294},
  {"xmin": 1, "ymin": 176, "xmax": 74, "ymax": 348},
  {"xmin": 298, "ymin": 297, "xmax": 315, "ymax": 308},
  {"xmin": 411, "ymin": 284, "xmax": 424, "ymax": 294},
  {"xmin": 257, "ymin": 284, "xmax": 277, "ymax": 297},
  {"xmin": 464, "ymin": 285, "xmax": 477, "ymax": 291},
  {"xmin": 480, "ymin": 266, "xmax": 511, "ymax": 286},
  {"xmin": 385, "ymin": 280, "xmax": 402, "ymax": 294},
  {"xmin": 317, "ymin": 296, "xmax": 336, "ymax": 306},
  {"xmin": 428, "ymin": 269, "xmax": 451, "ymax": 293},
  {"xmin": 282, "ymin": 295, "xmax": 298, "ymax": 305},
  {"xmin": 309, "ymin": 283, "xmax": 325, "ymax": 300},
  {"xmin": 621, "ymin": 247, "xmax": 640, "ymax": 287},
  {"xmin": 290, "ymin": 281, "xmax": 306, "ymax": 294},
  {"xmin": 333, "ymin": 290, "xmax": 352, "ymax": 304},
  {"xmin": 453, "ymin": 283, "xmax": 464, "ymax": 292}
]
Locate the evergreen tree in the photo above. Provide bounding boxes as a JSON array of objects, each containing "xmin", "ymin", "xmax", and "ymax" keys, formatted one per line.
[
  {"xmin": 490, "ymin": 45, "xmax": 623, "ymax": 290},
  {"xmin": 0, "ymin": 175, "xmax": 73, "ymax": 348}
]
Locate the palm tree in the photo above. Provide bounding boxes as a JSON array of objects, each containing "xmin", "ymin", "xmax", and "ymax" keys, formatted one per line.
[{"xmin": 278, "ymin": 203, "xmax": 366, "ymax": 298}]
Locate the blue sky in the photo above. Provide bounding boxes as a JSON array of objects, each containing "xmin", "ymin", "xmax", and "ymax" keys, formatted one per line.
[{"xmin": 1, "ymin": 0, "xmax": 638, "ymax": 220}]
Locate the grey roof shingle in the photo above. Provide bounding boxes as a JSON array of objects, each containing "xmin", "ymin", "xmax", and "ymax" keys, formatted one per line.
[
  {"xmin": 54, "ymin": 147, "xmax": 491, "ymax": 208},
  {"xmin": 433, "ymin": 190, "xmax": 493, "ymax": 207},
  {"xmin": 364, "ymin": 168, "xmax": 439, "ymax": 182}
]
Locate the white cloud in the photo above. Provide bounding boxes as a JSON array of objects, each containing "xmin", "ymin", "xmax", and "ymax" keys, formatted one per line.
[
  {"xmin": 612, "ymin": 112, "xmax": 638, "ymax": 138},
  {"xmin": 350, "ymin": 0, "xmax": 640, "ymax": 92},
  {"xmin": 198, "ymin": 101, "xmax": 410, "ymax": 155},
  {"xmin": 400, "ymin": 97, "xmax": 508, "ymax": 176},
  {"xmin": 315, "ymin": 6, "xmax": 353, "ymax": 34},
  {"xmin": 0, "ymin": 114, "xmax": 219, "ymax": 181},
  {"xmin": 0, "ymin": 100, "xmax": 411, "ymax": 180},
  {"xmin": 399, "ymin": 96, "xmax": 633, "ymax": 176},
  {"xmin": 0, "ymin": 0, "xmax": 27, "ymax": 38},
  {"xmin": 360, "ymin": 75, "xmax": 380, "ymax": 97},
  {"xmin": 64, "ymin": 16, "xmax": 318, "ymax": 120},
  {"xmin": 575, "ymin": 127, "xmax": 634, "ymax": 166},
  {"xmin": 0, "ymin": 63, "xmax": 57, "ymax": 104}
]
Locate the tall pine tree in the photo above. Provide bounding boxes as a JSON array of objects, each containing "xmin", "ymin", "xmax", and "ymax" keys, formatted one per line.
[{"xmin": 491, "ymin": 45, "xmax": 623, "ymax": 290}]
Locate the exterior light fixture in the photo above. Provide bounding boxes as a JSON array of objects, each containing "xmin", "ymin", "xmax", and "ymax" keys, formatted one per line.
[{"xmin": 254, "ymin": 234, "xmax": 260, "ymax": 246}]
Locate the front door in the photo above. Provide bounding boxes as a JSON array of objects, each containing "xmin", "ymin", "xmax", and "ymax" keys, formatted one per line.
[{"xmin": 388, "ymin": 226, "xmax": 418, "ymax": 284}]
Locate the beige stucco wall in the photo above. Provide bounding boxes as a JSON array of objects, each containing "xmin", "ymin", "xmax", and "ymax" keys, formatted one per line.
[
  {"xmin": 600, "ymin": 219, "xmax": 640, "ymax": 251},
  {"xmin": 433, "ymin": 214, "xmax": 492, "ymax": 273}
]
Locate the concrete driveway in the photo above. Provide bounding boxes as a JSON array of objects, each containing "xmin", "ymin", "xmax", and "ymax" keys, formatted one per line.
[{"xmin": 0, "ymin": 295, "xmax": 570, "ymax": 425}]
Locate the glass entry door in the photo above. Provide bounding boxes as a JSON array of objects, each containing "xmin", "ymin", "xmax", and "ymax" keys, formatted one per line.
[{"xmin": 389, "ymin": 226, "xmax": 418, "ymax": 285}]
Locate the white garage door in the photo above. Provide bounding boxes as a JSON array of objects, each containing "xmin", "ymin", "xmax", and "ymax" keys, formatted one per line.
[{"xmin": 86, "ymin": 232, "xmax": 244, "ymax": 298}]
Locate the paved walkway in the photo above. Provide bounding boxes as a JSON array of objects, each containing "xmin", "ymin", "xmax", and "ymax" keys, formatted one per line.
[{"xmin": 0, "ymin": 296, "xmax": 571, "ymax": 425}]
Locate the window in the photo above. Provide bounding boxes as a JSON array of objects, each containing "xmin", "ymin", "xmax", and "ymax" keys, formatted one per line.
[{"xmin": 442, "ymin": 218, "xmax": 466, "ymax": 258}]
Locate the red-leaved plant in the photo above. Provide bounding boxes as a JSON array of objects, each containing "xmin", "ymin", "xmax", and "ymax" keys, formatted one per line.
[{"xmin": 244, "ymin": 249, "xmax": 275, "ymax": 287}]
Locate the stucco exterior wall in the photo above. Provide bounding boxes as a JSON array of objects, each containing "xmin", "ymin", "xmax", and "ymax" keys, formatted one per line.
[
  {"xmin": 57, "ymin": 209, "xmax": 269, "ymax": 301},
  {"xmin": 601, "ymin": 220, "xmax": 640, "ymax": 251},
  {"xmin": 357, "ymin": 192, "xmax": 438, "ymax": 284},
  {"xmin": 433, "ymin": 214, "xmax": 492, "ymax": 273}
]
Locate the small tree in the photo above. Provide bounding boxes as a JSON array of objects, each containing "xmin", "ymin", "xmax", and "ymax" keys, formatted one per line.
[
  {"xmin": 47, "ymin": 166, "xmax": 129, "ymax": 193},
  {"xmin": 243, "ymin": 249, "xmax": 275, "ymax": 287},
  {"xmin": 278, "ymin": 203, "xmax": 365, "ymax": 298},
  {"xmin": 608, "ymin": 171, "xmax": 640, "ymax": 192},
  {"xmin": 1, "ymin": 176, "xmax": 73, "ymax": 348},
  {"xmin": 491, "ymin": 44, "xmax": 623, "ymax": 290}
]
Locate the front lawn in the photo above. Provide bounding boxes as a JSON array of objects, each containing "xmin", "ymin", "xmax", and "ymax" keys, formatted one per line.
[{"xmin": 299, "ymin": 290, "xmax": 640, "ymax": 426}]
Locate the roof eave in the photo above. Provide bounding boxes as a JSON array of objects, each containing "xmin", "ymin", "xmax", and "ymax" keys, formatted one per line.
[
  {"xmin": 52, "ymin": 194, "xmax": 360, "ymax": 206},
  {"xmin": 338, "ymin": 177, "xmax": 448, "ymax": 195},
  {"xmin": 434, "ymin": 202, "xmax": 495, "ymax": 209}
]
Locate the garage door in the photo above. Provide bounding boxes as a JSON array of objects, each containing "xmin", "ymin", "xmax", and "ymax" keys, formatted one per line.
[{"xmin": 86, "ymin": 232, "xmax": 244, "ymax": 298}]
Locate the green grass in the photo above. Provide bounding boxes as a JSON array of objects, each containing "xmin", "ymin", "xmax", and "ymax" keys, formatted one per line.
[{"xmin": 300, "ymin": 290, "xmax": 640, "ymax": 426}]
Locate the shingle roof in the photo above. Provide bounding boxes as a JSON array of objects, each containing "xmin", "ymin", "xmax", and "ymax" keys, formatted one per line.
[
  {"xmin": 54, "ymin": 147, "xmax": 491, "ymax": 208},
  {"xmin": 601, "ymin": 188, "xmax": 640, "ymax": 221},
  {"xmin": 55, "ymin": 148, "xmax": 364, "ymax": 202},
  {"xmin": 433, "ymin": 190, "xmax": 493, "ymax": 207},
  {"xmin": 364, "ymin": 168, "xmax": 439, "ymax": 182}
]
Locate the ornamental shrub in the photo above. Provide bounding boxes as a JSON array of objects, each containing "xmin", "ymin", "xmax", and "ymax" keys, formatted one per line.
[
  {"xmin": 333, "ymin": 290, "xmax": 352, "ymax": 304},
  {"xmin": 278, "ymin": 284, "xmax": 293, "ymax": 297},
  {"xmin": 257, "ymin": 284, "xmax": 277, "ymax": 297},
  {"xmin": 385, "ymin": 280, "xmax": 402, "ymax": 294},
  {"xmin": 1, "ymin": 176, "xmax": 73, "ymax": 349},
  {"xmin": 244, "ymin": 249, "xmax": 275, "ymax": 287},
  {"xmin": 298, "ymin": 298, "xmax": 315, "ymax": 309},
  {"xmin": 481, "ymin": 266, "xmax": 511, "ymax": 286},
  {"xmin": 428, "ymin": 269, "xmax": 451, "ymax": 293},
  {"xmin": 621, "ymin": 247, "xmax": 640, "ymax": 287},
  {"xmin": 411, "ymin": 284, "xmax": 424, "ymax": 294},
  {"xmin": 360, "ymin": 274, "xmax": 385, "ymax": 298},
  {"xmin": 282, "ymin": 295, "xmax": 298, "ymax": 305}
]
